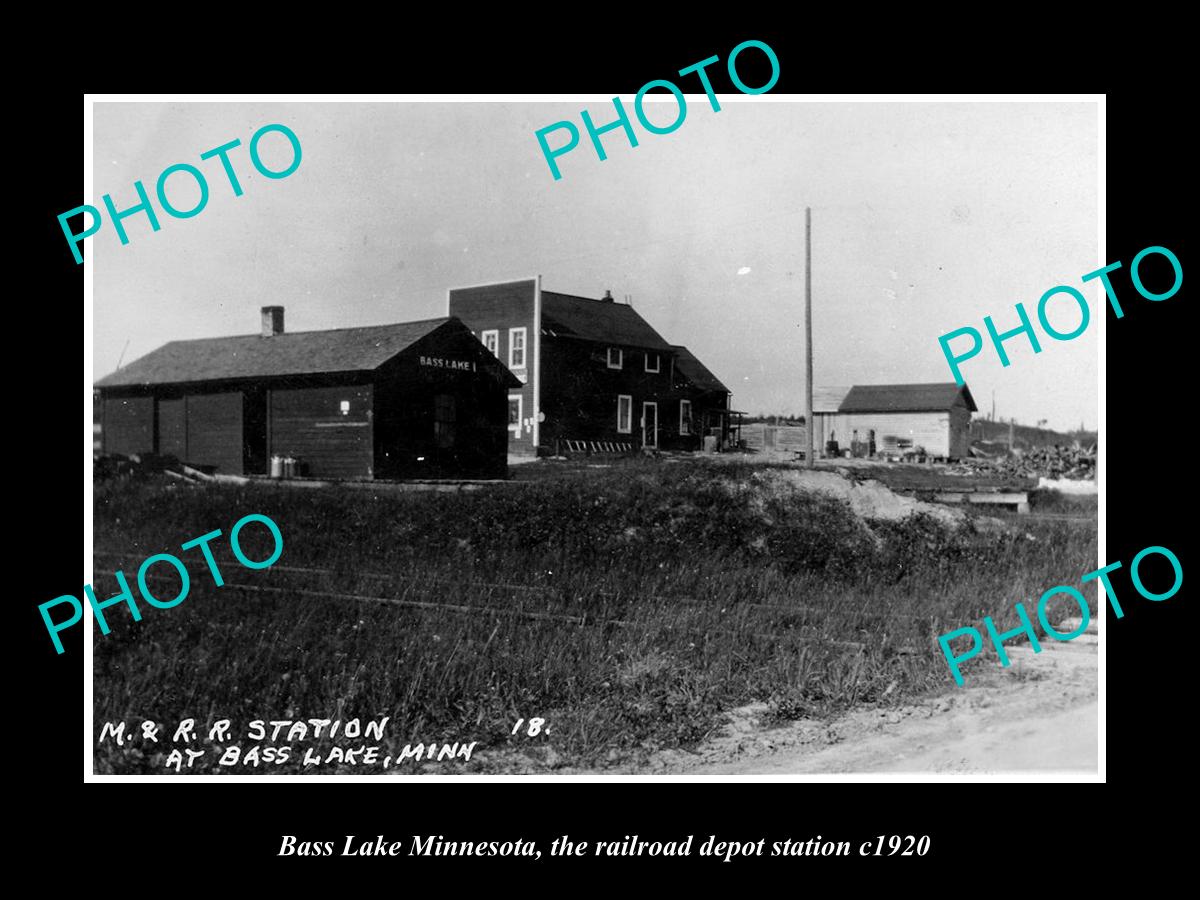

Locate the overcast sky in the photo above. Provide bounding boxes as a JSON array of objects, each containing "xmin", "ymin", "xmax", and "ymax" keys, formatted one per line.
[{"xmin": 92, "ymin": 100, "xmax": 1098, "ymax": 430}]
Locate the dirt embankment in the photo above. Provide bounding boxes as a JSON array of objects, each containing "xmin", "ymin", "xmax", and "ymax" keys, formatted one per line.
[
  {"xmin": 602, "ymin": 616, "xmax": 1098, "ymax": 776},
  {"xmin": 536, "ymin": 613, "xmax": 1097, "ymax": 777}
]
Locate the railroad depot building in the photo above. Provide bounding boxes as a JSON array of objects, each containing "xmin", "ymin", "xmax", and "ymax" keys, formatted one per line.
[
  {"xmin": 810, "ymin": 382, "xmax": 977, "ymax": 459},
  {"xmin": 447, "ymin": 278, "xmax": 732, "ymax": 456},
  {"xmin": 94, "ymin": 307, "xmax": 520, "ymax": 479}
]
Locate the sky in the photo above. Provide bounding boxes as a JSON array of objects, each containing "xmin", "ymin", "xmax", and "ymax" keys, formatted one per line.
[{"xmin": 92, "ymin": 100, "xmax": 1099, "ymax": 431}]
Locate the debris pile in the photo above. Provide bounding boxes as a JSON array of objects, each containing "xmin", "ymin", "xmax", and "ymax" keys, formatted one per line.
[
  {"xmin": 949, "ymin": 444, "xmax": 1096, "ymax": 481},
  {"xmin": 93, "ymin": 452, "xmax": 239, "ymax": 484},
  {"xmin": 749, "ymin": 468, "xmax": 965, "ymax": 527}
]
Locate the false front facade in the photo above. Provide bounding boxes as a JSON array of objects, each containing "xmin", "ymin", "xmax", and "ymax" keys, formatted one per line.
[{"xmin": 448, "ymin": 278, "xmax": 731, "ymax": 456}]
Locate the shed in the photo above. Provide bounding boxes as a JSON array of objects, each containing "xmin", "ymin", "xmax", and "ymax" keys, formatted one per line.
[
  {"xmin": 94, "ymin": 308, "xmax": 521, "ymax": 479},
  {"xmin": 813, "ymin": 382, "xmax": 977, "ymax": 459}
]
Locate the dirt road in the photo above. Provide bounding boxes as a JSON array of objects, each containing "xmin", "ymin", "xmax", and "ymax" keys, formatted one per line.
[{"xmin": 612, "ymin": 617, "xmax": 1098, "ymax": 776}]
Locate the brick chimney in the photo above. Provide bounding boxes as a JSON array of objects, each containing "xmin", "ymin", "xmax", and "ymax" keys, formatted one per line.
[
  {"xmin": 601, "ymin": 289, "xmax": 614, "ymax": 303},
  {"xmin": 261, "ymin": 306, "xmax": 284, "ymax": 337}
]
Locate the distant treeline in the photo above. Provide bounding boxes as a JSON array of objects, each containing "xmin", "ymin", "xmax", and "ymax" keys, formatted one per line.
[
  {"xmin": 744, "ymin": 412, "xmax": 1096, "ymax": 450},
  {"xmin": 969, "ymin": 418, "xmax": 1097, "ymax": 450}
]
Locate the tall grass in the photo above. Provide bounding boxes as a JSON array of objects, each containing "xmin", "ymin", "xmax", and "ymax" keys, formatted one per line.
[{"xmin": 92, "ymin": 458, "xmax": 1095, "ymax": 773}]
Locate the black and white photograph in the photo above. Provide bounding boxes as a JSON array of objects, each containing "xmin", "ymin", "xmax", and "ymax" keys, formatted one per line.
[{"xmin": 83, "ymin": 95, "xmax": 1103, "ymax": 779}]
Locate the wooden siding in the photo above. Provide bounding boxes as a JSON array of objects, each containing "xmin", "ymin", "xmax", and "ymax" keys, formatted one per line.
[
  {"xmin": 157, "ymin": 397, "xmax": 186, "ymax": 459},
  {"xmin": 815, "ymin": 398, "xmax": 972, "ymax": 459},
  {"xmin": 103, "ymin": 396, "xmax": 154, "ymax": 456},
  {"xmin": 821, "ymin": 412, "xmax": 951, "ymax": 457},
  {"xmin": 742, "ymin": 424, "xmax": 808, "ymax": 454},
  {"xmin": 949, "ymin": 405, "xmax": 972, "ymax": 458},
  {"xmin": 186, "ymin": 391, "xmax": 245, "ymax": 474},
  {"xmin": 373, "ymin": 327, "xmax": 513, "ymax": 478},
  {"xmin": 270, "ymin": 384, "xmax": 373, "ymax": 479},
  {"xmin": 539, "ymin": 338, "xmax": 683, "ymax": 450},
  {"xmin": 448, "ymin": 280, "xmax": 537, "ymax": 454}
]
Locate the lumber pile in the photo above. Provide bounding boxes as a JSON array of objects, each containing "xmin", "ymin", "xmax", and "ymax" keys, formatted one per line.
[
  {"xmin": 93, "ymin": 452, "xmax": 220, "ymax": 484},
  {"xmin": 947, "ymin": 444, "xmax": 1096, "ymax": 481}
]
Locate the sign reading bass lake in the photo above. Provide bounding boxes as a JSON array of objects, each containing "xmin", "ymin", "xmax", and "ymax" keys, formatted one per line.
[{"xmin": 419, "ymin": 355, "xmax": 477, "ymax": 372}]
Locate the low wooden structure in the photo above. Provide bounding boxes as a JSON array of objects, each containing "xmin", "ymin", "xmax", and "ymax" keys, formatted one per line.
[{"xmin": 95, "ymin": 308, "xmax": 520, "ymax": 480}]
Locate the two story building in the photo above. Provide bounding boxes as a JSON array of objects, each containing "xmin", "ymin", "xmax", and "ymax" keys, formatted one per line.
[{"xmin": 447, "ymin": 278, "xmax": 731, "ymax": 456}]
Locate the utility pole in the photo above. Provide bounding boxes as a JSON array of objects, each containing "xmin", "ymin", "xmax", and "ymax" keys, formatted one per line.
[
  {"xmin": 804, "ymin": 206, "xmax": 814, "ymax": 468},
  {"xmin": 1008, "ymin": 416, "xmax": 1015, "ymax": 452},
  {"xmin": 991, "ymin": 390, "xmax": 996, "ymax": 422}
]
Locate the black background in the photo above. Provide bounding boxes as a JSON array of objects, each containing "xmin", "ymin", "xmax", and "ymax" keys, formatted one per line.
[{"xmin": 20, "ymin": 23, "xmax": 1187, "ymax": 884}]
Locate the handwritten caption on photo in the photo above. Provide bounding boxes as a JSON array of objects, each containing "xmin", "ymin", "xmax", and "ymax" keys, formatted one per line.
[
  {"xmin": 938, "ymin": 544, "xmax": 1182, "ymax": 685},
  {"xmin": 42, "ymin": 513, "xmax": 283, "ymax": 654},
  {"xmin": 96, "ymin": 715, "xmax": 483, "ymax": 771},
  {"xmin": 96, "ymin": 715, "xmax": 554, "ymax": 771},
  {"xmin": 937, "ymin": 245, "xmax": 1182, "ymax": 385}
]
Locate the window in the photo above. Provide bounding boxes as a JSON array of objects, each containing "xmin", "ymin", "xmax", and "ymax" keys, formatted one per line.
[
  {"xmin": 434, "ymin": 394, "xmax": 456, "ymax": 448},
  {"xmin": 679, "ymin": 400, "xmax": 692, "ymax": 435},
  {"xmin": 645, "ymin": 352, "xmax": 660, "ymax": 373},
  {"xmin": 481, "ymin": 329, "xmax": 499, "ymax": 357},
  {"xmin": 617, "ymin": 395, "xmax": 632, "ymax": 433},
  {"xmin": 509, "ymin": 327, "xmax": 527, "ymax": 369},
  {"xmin": 508, "ymin": 394, "xmax": 523, "ymax": 437},
  {"xmin": 607, "ymin": 347, "xmax": 623, "ymax": 369}
]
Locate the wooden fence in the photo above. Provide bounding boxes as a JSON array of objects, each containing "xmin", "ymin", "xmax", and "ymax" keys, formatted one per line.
[{"xmin": 740, "ymin": 424, "xmax": 809, "ymax": 454}]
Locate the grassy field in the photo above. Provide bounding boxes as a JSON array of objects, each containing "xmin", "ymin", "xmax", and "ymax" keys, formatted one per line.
[{"xmin": 92, "ymin": 456, "xmax": 1095, "ymax": 774}]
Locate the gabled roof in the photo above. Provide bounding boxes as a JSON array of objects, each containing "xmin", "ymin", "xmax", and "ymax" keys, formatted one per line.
[
  {"xmin": 839, "ymin": 382, "xmax": 977, "ymax": 413},
  {"xmin": 95, "ymin": 317, "xmax": 454, "ymax": 388},
  {"xmin": 541, "ymin": 291, "xmax": 673, "ymax": 351},
  {"xmin": 671, "ymin": 345, "xmax": 729, "ymax": 394},
  {"xmin": 813, "ymin": 385, "xmax": 852, "ymax": 414}
]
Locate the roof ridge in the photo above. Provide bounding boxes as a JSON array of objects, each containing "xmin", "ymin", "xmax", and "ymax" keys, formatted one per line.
[
  {"xmin": 849, "ymin": 384, "xmax": 960, "ymax": 391},
  {"xmin": 541, "ymin": 290, "xmax": 615, "ymax": 303},
  {"xmin": 95, "ymin": 317, "xmax": 460, "ymax": 388},
  {"xmin": 160, "ymin": 316, "xmax": 451, "ymax": 344}
]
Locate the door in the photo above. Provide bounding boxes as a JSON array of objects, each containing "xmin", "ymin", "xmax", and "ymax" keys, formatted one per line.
[
  {"xmin": 157, "ymin": 397, "xmax": 186, "ymax": 459},
  {"xmin": 434, "ymin": 393, "xmax": 457, "ymax": 449},
  {"xmin": 186, "ymin": 391, "xmax": 245, "ymax": 475},
  {"xmin": 642, "ymin": 401, "xmax": 658, "ymax": 448}
]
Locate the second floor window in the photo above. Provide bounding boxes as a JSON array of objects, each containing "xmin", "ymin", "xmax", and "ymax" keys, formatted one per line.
[
  {"xmin": 509, "ymin": 327, "xmax": 527, "ymax": 369},
  {"xmin": 481, "ymin": 329, "xmax": 499, "ymax": 357},
  {"xmin": 607, "ymin": 347, "xmax": 623, "ymax": 369},
  {"xmin": 645, "ymin": 352, "xmax": 660, "ymax": 373}
]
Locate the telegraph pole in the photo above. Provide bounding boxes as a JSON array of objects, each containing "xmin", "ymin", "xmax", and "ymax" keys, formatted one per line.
[{"xmin": 804, "ymin": 206, "xmax": 814, "ymax": 468}]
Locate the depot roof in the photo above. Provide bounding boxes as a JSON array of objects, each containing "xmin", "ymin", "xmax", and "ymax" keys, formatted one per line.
[{"xmin": 95, "ymin": 317, "xmax": 458, "ymax": 387}]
